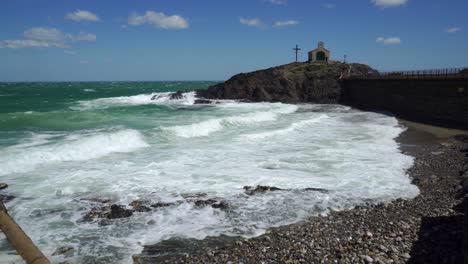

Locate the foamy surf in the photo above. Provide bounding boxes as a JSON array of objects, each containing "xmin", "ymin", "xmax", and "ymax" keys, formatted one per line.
[
  {"xmin": 0, "ymin": 129, "xmax": 148, "ymax": 176},
  {"xmin": 162, "ymin": 104, "xmax": 298, "ymax": 138},
  {"xmin": 71, "ymin": 91, "xmax": 196, "ymax": 111}
]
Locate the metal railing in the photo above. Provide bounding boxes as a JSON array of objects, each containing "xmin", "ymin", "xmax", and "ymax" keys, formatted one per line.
[{"xmin": 345, "ymin": 67, "xmax": 468, "ymax": 80}]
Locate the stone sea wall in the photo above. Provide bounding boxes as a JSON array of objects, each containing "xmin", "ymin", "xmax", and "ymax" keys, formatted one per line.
[{"xmin": 341, "ymin": 78, "xmax": 468, "ymax": 129}]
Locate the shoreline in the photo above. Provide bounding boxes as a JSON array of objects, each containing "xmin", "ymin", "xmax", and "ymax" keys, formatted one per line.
[{"xmin": 134, "ymin": 121, "xmax": 468, "ymax": 263}]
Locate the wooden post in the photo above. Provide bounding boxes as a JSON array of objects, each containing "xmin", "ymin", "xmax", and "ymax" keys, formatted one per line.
[{"xmin": 0, "ymin": 201, "xmax": 50, "ymax": 264}]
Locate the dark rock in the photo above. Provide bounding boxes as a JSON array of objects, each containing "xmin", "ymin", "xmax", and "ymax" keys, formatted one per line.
[
  {"xmin": 243, "ymin": 185, "xmax": 283, "ymax": 195},
  {"xmin": 196, "ymin": 62, "xmax": 376, "ymax": 104},
  {"xmin": 83, "ymin": 204, "xmax": 134, "ymax": 220},
  {"xmin": 181, "ymin": 193, "xmax": 208, "ymax": 199},
  {"xmin": 303, "ymin": 187, "xmax": 329, "ymax": 193},
  {"xmin": 52, "ymin": 246, "xmax": 75, "ymax": 258},
  {"xmin": 151, "ymin": 94, "xmax": 163, "ymax": 100},
  {"xmin": 129, "ymin": 200, "xmax": 152, "ymax": 212},
  {"xmin": 0, "ymin": 194, "xmax": 15, "ymax": 203},
  {"xmin": 169, "ymin": 91, "xmax": 186, "ymax": 100},
  {"xmin": 151, "ymin": 202, "xmax": 179, "ymax": 209},
  {"xmin": 192, "ymin": 199, "xmax": 228, "ymax": 210},
  {"xmin": 0, "ymin": 183, "xmax": 8, "ymax": 190},
  {"xmin": 194, "ymin": 99, "xmax": 214, "ymax": 104},
  {"xmin": 108, "ymin": 204, "xmax": 134, "ymax": 219}
]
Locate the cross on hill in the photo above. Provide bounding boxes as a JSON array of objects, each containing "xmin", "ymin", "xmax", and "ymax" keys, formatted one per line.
[{"xmin": 293, "ymin": 45, "xmax": 301, "ymax": 62}]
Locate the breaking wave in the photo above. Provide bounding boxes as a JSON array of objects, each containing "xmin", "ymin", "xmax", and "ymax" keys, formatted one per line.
[
  {"xmin": 0, "ymin": 129, "xmax": 149, "ymax": 176},
  {"xmin": 71, "ymin": 92, "xmax": 196, "ymax": 111}
]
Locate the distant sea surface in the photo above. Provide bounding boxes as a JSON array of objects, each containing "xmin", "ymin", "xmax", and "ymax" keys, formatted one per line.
[{"xmin": 0, "ymin": 82, "xmax": 419, "ymax": 263}]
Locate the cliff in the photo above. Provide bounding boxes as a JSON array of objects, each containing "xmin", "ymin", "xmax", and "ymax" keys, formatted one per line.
[{"xmin": 196, "ymin": 62, "xmax": 377, "ymax": 103}]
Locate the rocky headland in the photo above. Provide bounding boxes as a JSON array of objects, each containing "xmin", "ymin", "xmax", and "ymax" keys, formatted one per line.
[{"xmin": 159, "ymin": 62, "xmax": 376, "ymax": 104}]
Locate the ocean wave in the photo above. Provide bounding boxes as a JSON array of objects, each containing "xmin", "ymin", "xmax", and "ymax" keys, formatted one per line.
[
  {"xmin": 0, "ymin": 129, "xmax": 149, "ymax": 176},
  {"xmin": 71, "ymin": 92, "xmax": 196, "ymax": 111},
  {"xmin": 163, "ymin": 105, "xmax": 298, "ymax": 138},
  {"xmin": 244, "ymin": 114, "xmax": 329, "ymax": 139}
]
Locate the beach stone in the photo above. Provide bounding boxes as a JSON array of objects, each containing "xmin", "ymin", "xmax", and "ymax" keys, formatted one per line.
[{"xmin": 0, "ymin": 183, "xmax": 8, "ymax": 190}]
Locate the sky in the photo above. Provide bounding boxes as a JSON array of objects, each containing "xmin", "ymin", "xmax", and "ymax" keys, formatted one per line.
[{"xmin": 0, "ymin": 0, "xmax": 467, "ymax": 81}]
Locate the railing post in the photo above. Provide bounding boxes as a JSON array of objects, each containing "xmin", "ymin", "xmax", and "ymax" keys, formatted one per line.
[{"xmin": 0, "ymin": 201, "xmax": 51, "ymax": 264}]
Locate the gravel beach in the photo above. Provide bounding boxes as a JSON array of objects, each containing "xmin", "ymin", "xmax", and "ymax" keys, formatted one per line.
[{"xmin": 135, "ymin": 123, "xmax": 468, "ymax": 264}]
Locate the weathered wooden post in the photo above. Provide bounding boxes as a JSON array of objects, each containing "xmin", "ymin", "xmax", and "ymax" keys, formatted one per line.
[{"xmin": 0, "ymin": 200, "xmax": 50, "ymax": 264}]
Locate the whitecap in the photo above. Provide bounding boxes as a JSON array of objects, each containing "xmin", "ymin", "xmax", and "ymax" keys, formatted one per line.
[{"xmin": 0, "ymin": 129, "xmax": 149, "ymax": 176}]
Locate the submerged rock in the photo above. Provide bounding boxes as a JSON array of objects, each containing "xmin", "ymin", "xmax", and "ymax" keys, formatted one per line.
[
  {"xmin": 83, "ymin": 204, "xmax": 134, "ymax": 220},
  {"xmin": 303, "ymin": 187, "xmax": 329, "ymax": 193},
  {"xmin": 194, "ymin": 99, "xmax": 214, "ymax": 104},
  {"xmin": 0, "ymin": 194, "xmax": 15, "ymax": 203},
  {"xmin": 243, "ymin": 185, "xmax": 283, "ymax": 195},
  {"xmin": 192, "ymin": 199, "xmax": 228, "ymax": 210},
  {"xmin": 129, "ymin": 200, "xmax": 152, "ymax": 212},
  {"xmin": 52, "ymin": 246, "xmax": 75, "ymax": 258},
  {"xmin": 150, "ymin": 202, "xmax": 179, "ymax": 209}
]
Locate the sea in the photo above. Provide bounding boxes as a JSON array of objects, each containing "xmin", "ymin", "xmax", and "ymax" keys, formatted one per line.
[{"xmin": 0, "ymin": 81, "xmax": 419, "ymax": 263}]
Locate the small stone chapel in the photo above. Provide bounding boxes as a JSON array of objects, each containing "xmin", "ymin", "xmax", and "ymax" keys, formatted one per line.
[{"xmin": 308, "ymin": 41, "xmax": 330, "ymax": 63}]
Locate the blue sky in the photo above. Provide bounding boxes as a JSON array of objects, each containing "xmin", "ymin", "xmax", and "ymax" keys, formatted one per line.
[{"xmin": 0, "ymin": 0, "xmax": 466, "ymax": 81}]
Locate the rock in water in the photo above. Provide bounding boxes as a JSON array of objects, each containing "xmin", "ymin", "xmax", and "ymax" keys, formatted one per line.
[
  {"xmin": 52, "ymin": 246, "xmax": 75, "ymax": 258},
  {"xmin": 243, "ymin": 185, "xmax": 283, "ymax": 195},
  {"xmin": 196, "ymin": 62, "xmax": 377, "ymax": 103},
  {"xmin": 83, "ymin": 204, "xmax": 134, "ymax": 220},
  {"xmin": 0, "ymin": 183, "xmax": 8, "ymax": 190}
]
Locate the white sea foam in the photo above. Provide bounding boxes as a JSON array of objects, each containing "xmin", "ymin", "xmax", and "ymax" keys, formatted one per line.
[
  {"xmin": 71, "ymin": 91, "xmax": 196, "ymax": 111},
  {"xmin": 0, "ymin": 129, "xmax": 148, "ymax": 176},
  {"xmin": 163, "ymin": 104, "xmax": 298, "ymax": 138},
  {"xmin": 83, "ymin": 89, "xmax": 96, "ymax": 92},
  {"xmin": 244, "ymin": 114, "xmax": 328, "ymax": 139}
]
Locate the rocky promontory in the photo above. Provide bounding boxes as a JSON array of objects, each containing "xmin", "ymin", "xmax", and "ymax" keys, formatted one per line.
[{"xmin": 195, "ymin": 62, "xmax": 377, "ymax": 103}]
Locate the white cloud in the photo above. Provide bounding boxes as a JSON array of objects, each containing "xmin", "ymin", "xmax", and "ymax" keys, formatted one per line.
[
  {"xmin": 24, "ymin": 27, "xmax": 65, "ymax": 42},
  {"xmin": 66, "ymin": 10, "xmax": 100, "ymax": 22},
  {"xmin": 322, "ymin": 3, "xmax": 336, "ymax": 8},
  {"xmin": 68, "ymin": 32, "xmax": 96, "ymax": 42},
  {"xmin": 263, "ymin": 0, "xmax": 287, "ymax": 5},
  {"xmin": 128, "ymin": 10, "xmax": 189, "ymax": 30},
  {"xmin": 376, "ymin": 37, "xmax": 401, "ymax": 45},
  {"xmin": 0, "ymin": 27, "xmax": 96, "ymax": 49},
  {"xmin": 240, "ymin": 18, "xmax": 264, "ymax": 28},
  {"xmin": 372, "ymin": 0, "xmax": 408, "ymax": 8},
  {"xmin": 0, "ymin": 39, "xmax": 68, "ymax": 49},
  {"xmin": 447, "ymin": 27, "xmax": 461, "ymax": 33},
  {"xmin": 274, "ymin": 20, "xmax": 299, "ymax": 27}
]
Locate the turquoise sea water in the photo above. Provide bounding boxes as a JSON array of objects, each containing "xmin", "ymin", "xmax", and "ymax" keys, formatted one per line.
[{"xmin": 0, "ymin": 82, "xmax": 419, "ymax": 263}]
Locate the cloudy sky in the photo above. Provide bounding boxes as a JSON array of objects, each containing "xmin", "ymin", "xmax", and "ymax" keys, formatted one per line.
[{"xmin": 0, "ymin": 0, "xmax": 466, "ymax": 81}]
